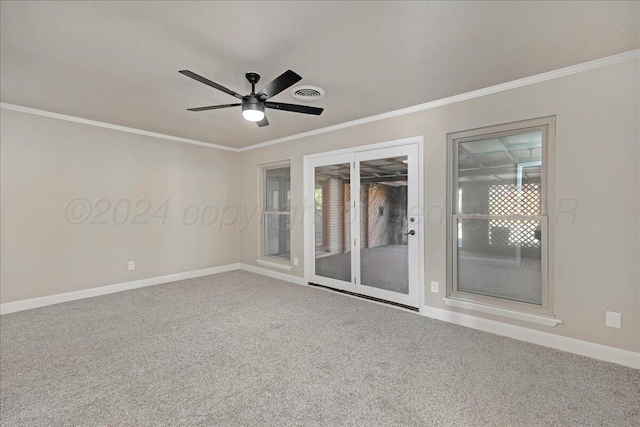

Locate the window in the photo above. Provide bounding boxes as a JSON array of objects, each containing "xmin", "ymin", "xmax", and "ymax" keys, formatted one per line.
[
  {"xmin": 448, "ymin": 117, "xmax": 554, "ymax": 315},
  {"xmin": 262, "ymin": 162, "xmax": 291, "ymax": 261}
]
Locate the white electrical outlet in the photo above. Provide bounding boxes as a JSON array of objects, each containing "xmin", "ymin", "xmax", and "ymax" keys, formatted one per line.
[
  {"xmin": 293, "ymin": 257, "xmax": 299, "ymax": 266},
  {"xmin": 128, "ymin": 261, "xmax": 135, "ymax": 271},
  {"xmin": 606, "ymin": 311, "xmax": 621, "ymax": 329},
  {"xmin": 430, "ymin": 281, "xmax": 439, "ymax": 293}
]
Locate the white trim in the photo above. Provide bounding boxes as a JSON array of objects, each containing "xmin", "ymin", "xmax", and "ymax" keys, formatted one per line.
[
  {"xmin": 447, "ymin": 117, "xmax": 555, "ymax": 316},
  {"xmin": 309, "ymin": 283, "xmax": 419, "ymax": 315},
  {"xmin": 256, "ymin": 259, "xmax": 293, "ymax": 271},
  {"xmin": 0, "ymin": 263, "xmax": 241, "ymax": 315},
  {"xmin": 258, "ymin": 160, "xmax": 292, "ymax": 264},
  {"xmin": 423, "ymin": 306, "xmax": 639, "ymax": 369},
  {"xmin": 2, "ymin": 50, "xmax": 637, "ymax": 154},
  {"xmin": 0, "ymin": 262, "xmax": 302, "ymax": 315},
  {"xmin": 1, "ymin": 263, "xmax": 636, "ymax": 368},
  {"xmin": 244, "ymin": 263, "xmax": 419, "ymax": 314},
  {"xmin": 244, "ymin": 265, "xmax": 638, "ymax": 369},
  {"xmin": 303, "ymin": 136, "xmax": 425, "ymax": 309},
  {"xmin": 303, "ymin": 135, "xmax": 423, "ymax": 159},
  {"xmin": 416, "ymin": 140, "xmax": 426, "ymax": 316},
  {"xmin": 0, "ymin": 102, "xmax": 236, "ymax": 152},
  {"xmin": 442, "ymin": 297, "xmax": 562, "ymax": 327},
  {"xmin": 353, "ymin": 144, "xmax": 421, "ymax": 307},
  {"xmin": 239, "ymin": 263, "xmax": 305, "ymax": 285},
  {"xmin": 238, "ymin": 49, "xmax": 639, "ymax": 152}
]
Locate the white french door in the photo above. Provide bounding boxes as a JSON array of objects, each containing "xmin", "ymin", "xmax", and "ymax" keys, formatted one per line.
[{"xmin": 305, "ymin": 142, "xmax": 421, "ymax": 308}]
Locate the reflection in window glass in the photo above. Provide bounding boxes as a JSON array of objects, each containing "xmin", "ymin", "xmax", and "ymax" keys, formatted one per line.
[
  {"xmin": 457, "ymin": 131, "xmax": 542, "ymax": 215},
  {"xmin": 453, "ymin": 128, "xmax": 547, "ymax": 307},
  {"xmin": 314, "ymin": 163, "xmax": 351, "ymax": 282},
  {"xmin": 359, "ymin": 156, "xmax": 409, "ymax": 294},
  {"xmin": 263, "ymin": 165, "xmax": 290, "ymax": 260},
  {"xmin": 457, "ymin": 218, "xmax": 542, "ymax": 304}
]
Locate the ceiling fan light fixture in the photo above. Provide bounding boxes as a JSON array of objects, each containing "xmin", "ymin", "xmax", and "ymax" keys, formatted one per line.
[
  {"xmin": 242, "ymin": 101, "xmax": 265, "ymax": 122},
  {"xmin": 180, "ymin": 69, "xmax": 323, "ymax": 127},
  {"xmin": 242, "ymin": 108, "xmax": 265, "ymax": 122}
]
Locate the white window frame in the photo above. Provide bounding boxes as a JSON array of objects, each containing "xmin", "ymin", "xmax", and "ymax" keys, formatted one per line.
[
  {"xmin": 446, "ymin": 117, "xmax": 557, "ymax": 321},
  {"xmin": 258, "ymin": 160, "xmax": 292, "ymax": 270}
]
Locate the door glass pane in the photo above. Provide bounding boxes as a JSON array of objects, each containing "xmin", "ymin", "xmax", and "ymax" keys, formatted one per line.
[
  {"xmin": 264, "ymin": 214, "xmax": 290, "ymax": 259},
  {"xmin": 458, "ymin": 131, "xmax": 542, "ymax": 215},
  {"xmin": 457, "ymin": 218, "xmax": 542, "ymax": 305},
  {"xmin": 359, "ymin": 156, "xmax": 409, "ymax": 294},
  {"xmin": 314, "ymin": 163, "xmax": 351, "ymax": 282}
]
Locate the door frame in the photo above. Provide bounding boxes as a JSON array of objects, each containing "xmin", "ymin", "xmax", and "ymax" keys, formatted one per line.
[{"xmin": 303, "ymin": 136, "xmax": 425, "ymax": 310}]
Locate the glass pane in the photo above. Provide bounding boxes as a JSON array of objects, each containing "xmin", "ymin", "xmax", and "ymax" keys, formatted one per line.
[
  {"xmin": 457, "ymin": 131, "xmax": 542, "ymax": 215},
  {"xmin": 457, "ymin": 218, "xmax": 542, "ymax": 305},
  {"xmin": 264, "ymin": 214, "xmax": 290, "ymax": 259},
  {"xmin": 265, "ymin": 167, "xmax": 290, "ymax": 212},
  {"xmin": 360, "ymin": 156, "xmax": 409, "ymax": 294},
  {"xmin": 314, "ymin": 163, "xmax": 351, "ymax": 282}
]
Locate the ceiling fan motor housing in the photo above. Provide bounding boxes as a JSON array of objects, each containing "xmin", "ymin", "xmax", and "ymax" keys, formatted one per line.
[{"xmin": 242, "ymin": 96, "xmax": 265, "ymax": 112}]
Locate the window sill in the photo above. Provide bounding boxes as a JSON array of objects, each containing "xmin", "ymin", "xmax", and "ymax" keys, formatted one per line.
[
  {"xmin": 442, "ymin": 297, "xmax": 562, "ymax": 327},
  {"xmin": 256, "ymin": 259, "xmax": 293, "ymax": 271}
]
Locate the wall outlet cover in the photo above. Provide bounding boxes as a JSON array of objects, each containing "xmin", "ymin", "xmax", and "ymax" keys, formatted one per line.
[
  {"xmin": 605, "ymin": 311, "xmax": 621, "ymax": 329},
  {"xmin": 430, "ymin": 281, "xmax": 439, "ymax": 293},
  {"xmin": 128, "ymin": 261, "xmax": 135, "ymax": 271}
]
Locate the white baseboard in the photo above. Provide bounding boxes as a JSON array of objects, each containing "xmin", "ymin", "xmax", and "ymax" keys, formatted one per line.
[
  {"xmin": 2, "ymin": 263, "xmax": 637, "ymax": 369},
  {"xmin": 0, "ymin": 263, "xmax": 240, "ymax": 315},
  {"xmin": 421, "ymin": 306, "xmax": 640, "ymax": 369},
  {"xmin": 238, "ymin": 265, "xmax": 639, "ymax": 368},
  {"xmin": 238, "ymin": 263, "xmax": 306, "ymax": 285}
]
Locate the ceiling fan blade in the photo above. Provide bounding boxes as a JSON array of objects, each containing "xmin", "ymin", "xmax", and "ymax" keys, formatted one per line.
[
  {"xmin": 265, "ymin": 102, "xmax": 323, "ymax": 115},
  {"xmin": 179, "ymin": 70, "xmax": 244, "ymax": 100},
  {"xmin": 256, "ymin": 70, "xmax": 302, "ymax": 100},
  {"xmin": 187, "ymin": 103, "xmax": 241, "ymax": 112},
  {"xmin": 256, "ymin": 115, "xmax": 269, "ymax": 127}
]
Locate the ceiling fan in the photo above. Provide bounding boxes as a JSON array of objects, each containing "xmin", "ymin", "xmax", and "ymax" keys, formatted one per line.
[{"xmin": 179, "ymin": 69, "xmax": 323, "ymax": 127}]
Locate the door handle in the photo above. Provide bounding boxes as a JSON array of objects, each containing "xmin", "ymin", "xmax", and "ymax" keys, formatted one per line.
[{"xmin": 404, "ymin": 230, "xmax": 415, "ymax": 236}]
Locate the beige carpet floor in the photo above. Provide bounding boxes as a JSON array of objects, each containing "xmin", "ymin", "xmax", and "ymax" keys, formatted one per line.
[{"xmin": 1, "ymin": 270, "xmax": 639, "ymax": 426}]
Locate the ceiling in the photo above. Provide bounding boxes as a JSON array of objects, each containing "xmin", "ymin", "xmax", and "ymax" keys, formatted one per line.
[{"xmin": 1, "ymin": 1, "xmax": 638, "ymax": 149}]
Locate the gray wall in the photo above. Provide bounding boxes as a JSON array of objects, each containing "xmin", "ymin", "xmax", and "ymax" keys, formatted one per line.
[
  {"xmin": 1, "ymin": 109, "xmax": 240, "ymax": 302},
  {"xmin": 237, "ymin": 60, "xmax": 640, "ymax": 352}
]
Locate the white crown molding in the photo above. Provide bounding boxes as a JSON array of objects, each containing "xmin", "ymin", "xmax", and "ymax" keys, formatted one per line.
[
  {"xmin": 0, "ymin": 102, "xmax": 236, "ymax": 152},
  {"xmin": 2, "ymin": 50, "xmax": 638, "ymax": 153},
  {"xmin": 238, "ymin": 49, "xmax": 639, "ymax": 152},
  {"xmin": 0, "ymin": 263, "xmax": 240, "ymax": 315}
]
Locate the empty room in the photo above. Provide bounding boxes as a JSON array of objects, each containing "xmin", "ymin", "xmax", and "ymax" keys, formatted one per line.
[{"xmin": 1, "ymin": 1, "xmax": 639, "ymax": 426}]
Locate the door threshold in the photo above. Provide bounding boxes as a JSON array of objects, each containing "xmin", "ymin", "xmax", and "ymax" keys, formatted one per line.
[{"xmin": 307, "ymin": 282, "xmax": 419, "ymax": 312}]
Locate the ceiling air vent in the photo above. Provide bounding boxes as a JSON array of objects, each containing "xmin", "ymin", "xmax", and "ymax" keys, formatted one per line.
[{"xmin": 290, "ymin": 85, "xmax": 325, "ymax": 102}]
